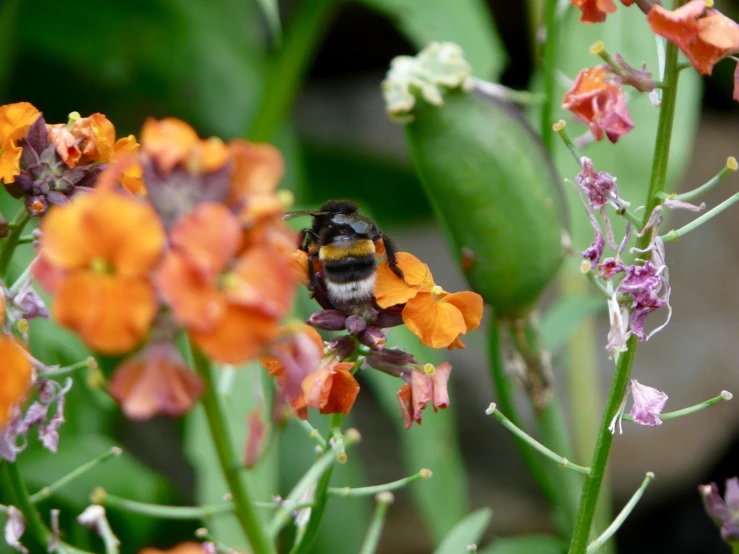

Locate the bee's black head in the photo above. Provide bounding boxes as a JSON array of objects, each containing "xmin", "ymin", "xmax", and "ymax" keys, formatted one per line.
[{"xmin": 319, "ymin": 200, "xmax": 358, "ymax": 215}]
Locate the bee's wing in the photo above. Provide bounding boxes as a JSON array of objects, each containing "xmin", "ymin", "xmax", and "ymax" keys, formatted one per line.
[{"xmin": 283, "ymin": 210, "xmax": 321, "ymax": 220}]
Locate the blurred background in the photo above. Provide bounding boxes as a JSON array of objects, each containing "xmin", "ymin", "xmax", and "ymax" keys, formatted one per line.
[{"xmin": 2, "ymin": 0, "xmax": 739, "ymax": 552}]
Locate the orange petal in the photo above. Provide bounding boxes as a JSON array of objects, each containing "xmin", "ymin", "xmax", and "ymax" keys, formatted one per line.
[
  {"xmin": 193, "ymin": 137, "xmax": 230, "ymax": 173},
  {"xmin": 441, "ymin": 291, "xmax": 484, "ymax": 332},
  {"xmin": 170, "ymin": 203, "xmax": 241, "ymax": 278},
  {"xmin": 0, "ymin": 138, "xmax": 22, "ymax": 184},
  {"xmin": 141, "ymin": 117, "xmax": 199, "ymax": 173},
  {"xmin": 259, "ymin": 324, "xmax": 324, "ymax": 378},
  {"xmin": 0, "ymin": 336, "xmax": 32, "ymax": 427},
  {"xmin": 396, "ymin": 383, "xmax": 414, "ymax": 430},
  {"xmin": 53, "ymin": 273, "xmax": 157, "ymax": 355},
  {"xmin": 402, "ymin": 292, "xmax": 466, "ymax": 349},
  {"xmin": 109, "ymin": 343, "xmax": 204, "ymax": 420},
  {"xmin": 227, "ymin": 245, "xmax": 299, "ymax": 318},
  {"xmin": 0, "ymin": 102, "xmax": 40, "ymax": 143},
  {"xmin": 571, "ymin": 0, "xmax": 617, "ymax": 23},
  {"xmin": 190, "ymin": 305, "xmax": 278, "ymax": 364},
  {"xmin": 302, "ymin": 362, "xmax": 359, "ymax": 416},
  {"xmin": 70, "ymin": 113, "xmax": 117, "ymax": 163},
  {"xmin": 139, "ymin": 543, "xmax": 207, "ymax": 554},
  {"xmin": 228, "ymin": 140, "xmax": 285, "ymax": 203},
  {"xmin": 374, "ymin": 252, "xmax": 434, "ymax": 308},
  {"xmin": 47, "ymin": 124, "xmax": 82, "ymax": 168},
  {"xmin": 113, "ymin": 136, "xmax": 145, "ymax": 195},
  {"xmin": 96, "ymin": 151, "xmax": 145, "ymax": 195},
  {"xmin": 156, "ymin": 251, "xmax": 226, "ymax": 331}
]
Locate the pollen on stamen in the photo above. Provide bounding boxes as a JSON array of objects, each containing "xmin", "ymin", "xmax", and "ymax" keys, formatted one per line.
[
  {"xmin": 423, "ymin": 363, "xmax": 436, "ymax": 376},
  {"xmin": 590, "ymin": 40, "xmax": 605, "ymax": 55},
  {"xmin": 580, "ymin": 259, "xmax": 592, "ymax": 274},
  {"xmin": 67, "ymin": 111, "xmax": 81, "ymax": 127},
  {"xmin": 705, "ymin": 0, "xmax": 714, "ymax": 7},
  {"xmin": 553, "ymin": 119, "xmax": 566, "ymax": 132},
  {"xmin": 727, "ymin": 157, "xmax": 738, "ymax": 171},
  {"xmin": 431, "ymin": 285, "xmax": 443, "ymax": 295}
]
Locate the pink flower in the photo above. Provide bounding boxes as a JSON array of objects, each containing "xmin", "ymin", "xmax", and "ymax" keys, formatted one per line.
[
  {"xmin": 396, "ymin": 363, "xmax": 452, "ymax": 429},
  {"xmin": 629, "ymin": 379, "xmax": 668, "ymax": 426}
]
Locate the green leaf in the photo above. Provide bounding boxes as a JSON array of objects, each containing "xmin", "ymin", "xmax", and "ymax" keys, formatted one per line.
[
  {"xmin": 478, "ymin": 534, "xmax": 567, "ymax": 554},
  {"xmin": 540, "ymin": 292, "xmax": 608, "ymax": 352},
  {"xmin": 184, "ymin": 365, "xmax": 278, "ymax": 550},
  {"xmin": 255, "ymin": 0, "xmax": 282, "ymax": 46},
  {"xmin": 433, "ymin": 508, "xmax": 492, "ymax": 554},
  {"xmin": 547, "ymin": 8, "xmax": 702, "ymax": 252},
  {"xmin": 362, "ymin": 326, "xmax": 468, "ymax": 543},
  {"xmin": 362, "ymin": 0, "xmax": 506, "ymax": 79}
]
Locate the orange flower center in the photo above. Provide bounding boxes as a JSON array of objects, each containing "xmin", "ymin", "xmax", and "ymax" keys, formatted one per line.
[{"xmin": 91, "ymin": 257, "xmax": 113, "ymax": 274}]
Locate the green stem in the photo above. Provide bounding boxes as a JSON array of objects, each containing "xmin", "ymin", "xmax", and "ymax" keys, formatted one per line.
[
  {"xmin": 247, "ymin": 0, "xmax": 339, "ymax": 141},
  {"xmin": 661, "ymin": 191, "xmax": 739, "ymax": 243},
  {"xmin": 40, "ymin": 358, "xmax": 96, "ymax": 379},
  {"xmin": 358, "ymin": 493, "xmax": 393, "ymax": 554},
  {"xmin": 102, "ymin": 494, "xmax": 236, "ymax": 520},
  {"xmin": 568, "ymin": 12, "xmax": 683, "ymax": 549},
  {"xmin": 192, "ymin": 348, "xmax": 276, "ymax": 554},
  {"xmin": 30, "ymin": 447, "xmax": 121, "ymax": 504},
  {"xmin": 540, "ymin": 0, "xmax": 558, "ymax": 152},
  {"xmin": 488, "ymin": 316, "xmax": 557, "ymax": 503},
  {"xmin": 486, "ymin": 404, "xmax": 591, "ymax": 476},
  {"xmin": 296, "ymin": 418, "xmax": 328, "ymax": 450},
  {"xmin": 5, "ymin": 461, "xmax": 53, "ymax": 549},
  {"xmin": 656, "ymin": 158, "xmax": 736, "ymax": 202},
  {"xmin": 623, "ymin": 391, "xmax": 732, "ymax": 421},
  {"xmin": 0, "ymin": 209, "xmax": 30, "ymax": 280},
  {"xmin": 329, "ymin": 469, "xmax": 430, "ymax": 498}
]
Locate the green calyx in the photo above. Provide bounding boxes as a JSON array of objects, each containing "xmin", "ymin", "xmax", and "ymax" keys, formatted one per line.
[{"xmin": 384, "ymin": 43, "xmax": 565, "ymax": 317}]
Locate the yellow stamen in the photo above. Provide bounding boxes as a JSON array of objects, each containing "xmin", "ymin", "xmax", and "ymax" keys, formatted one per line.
[
  {"xmin": 90, "ymin": 257, "xmax": 111, "ymax": 274},
  {"xmin": 580, "ymin": 260, "xmax": 591, "ymax": 274},
  {"xmin": 553, "ymin": 120, "xmax": 566, "ymax": 132},
  {"xmin": 705, "ymin": 0, "xmax": 714, "ymax": 7},
  {"xmin": 67, "ymin": 111, "xmax": 81, "ymax": 128},
  {"xmin": 590, "ymin": 40, "xmax": 605, "ymax": 55},
  {"xmin": 430, "ymin": 285, "xmax": 443, "ymax": 295},
  {"xmin": 727, "ymin": 156, "xmax": 738, "ymax": 171},
  {"xmin": 423, "ymin": 363, "xmax": 436, "ymax": 376}
]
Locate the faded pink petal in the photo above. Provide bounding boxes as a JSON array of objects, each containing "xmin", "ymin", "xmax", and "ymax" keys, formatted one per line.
[
  {"xmin": 410, "ymin": 370, "xmax": 433, "ymax": 423},
  {"xmin": 629, "ymin": 379, "xmax": 668, "ymax": 426},
  {"xmin": 243, "ymin": 408, "xmax": 268, "ymax": 469},
  {"xmin": 431, "ymin": 363, "xmax": 452, "ymax": 410},
  {"xmin": 4, "ymin": 506, "xmax": 27, "ymax": 554}
]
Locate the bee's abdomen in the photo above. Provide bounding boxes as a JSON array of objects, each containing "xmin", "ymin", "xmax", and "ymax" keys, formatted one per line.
[
  {"xmin": 322, "ymin": 256, "xmax": 377, "ymax": 283},
  {"xmin": 319, "ymin": 239, "xmax": 377, "ymax": 303}
]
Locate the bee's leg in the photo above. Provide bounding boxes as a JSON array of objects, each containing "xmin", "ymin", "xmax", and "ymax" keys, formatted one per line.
[
  {"xmin": 381, "ymin": 234, "xmax": 406, "ymax": 281},
  {"xmin": 298, "ymin": 229, "xmax": 319, "ymax": 252}
]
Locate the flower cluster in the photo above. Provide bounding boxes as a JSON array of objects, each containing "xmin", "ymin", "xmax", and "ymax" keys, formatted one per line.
[{"xmin": 279, "ymin": 243, "xmax": 483, "ymax": 428}]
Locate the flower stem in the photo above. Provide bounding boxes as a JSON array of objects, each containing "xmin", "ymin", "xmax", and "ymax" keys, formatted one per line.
[
  {"xmin": 656, "ymin": 157, "xmax": 737, "ymax": 202},
  {"xmin": 40, "ymin": 357, "xmax": 97, "ymax": 379},
  {"xmin": 540, "ymin": 0, "xmax": 559, "ymax": 152},
  {"xmin": 486, "ymin": 404, "xmax": 591, "ymax": 476},
  {"xmin": 586, "ymin": 472, "xmax": 654, "ymax": 553},
  {"xmin": 661, "ymin": 191, "xmax": 739, "ymax": 243},
  {"xmin": 623, "ymin": 390, "xmax": 732, "ymax": 422},
  {"xmin": 473, "ymin": 79, "xmax": 546, "ymax": 105},
  {"xmin": 358, "ymin": 493, "xmax": 393, "ymax": 554},
  {"xmin": 30, "ymin": 447, "xmax": 121, "ymax": 504},
  {"xmin": 567, "ymin": 10, "xmax": 683, "ymax": 549},
  {"xmin": 0, "ymin": 209, "xmax": 30, "ymax": 280},
  {"xmin": 247, "ymin": 0, "xmax": 339, "ymax": 142},
  {"xmin": 4, "ymin": 461, "xmax": 53, "ymax": 549},
  {"xmin": 329, "ymin": 469, "xmax": 431, "ymax": 498},
  {"xmin": 191, "ymin": 348, "xmax": 276, "ymax": 554},
  {"xmin": 296, "ymin": 418, "xmax": 328, "ymax": 450}
]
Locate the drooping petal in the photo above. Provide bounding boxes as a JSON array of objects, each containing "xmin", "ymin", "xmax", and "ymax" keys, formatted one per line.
[
  {"xmin": 629, "ymin": 379, "xmax": 668, "ymax": 426},
  {"xmin": 4, "ymin": 505, "xmax": 27, "ymax": 554},
  {"xmin": 374, "ymin": 252, "xmax": 434, "ymax": 308},
  {"xmin": 108, "ymin": 343, "xmax": 204, "ymax": 420},
  {"xmin": 243, "ymin": 408, "xmax": 268, "ymax": 468},
  {"xmin": 396, "ymin": 384, "xmax": 414, "ymax": 430},
  {"xmin": 302, "ymin": 362, "xmax": 359, "ymax": 416},
  {"xmin": 402, "ymin": 292, "xmax": 467, "ymax": 349},
  {"xmin": 0, "ymin": 338, "xmax": 32, "ymax": 428},
  {"xmin": 53, "ymin": 273, "xmax": 157, "ymax": 355},
  {"xmin": 431, "ymin": 362, "xmax": 452, "ymax": 410}
]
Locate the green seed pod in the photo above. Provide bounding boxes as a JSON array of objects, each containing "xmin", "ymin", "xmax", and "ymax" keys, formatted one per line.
[{"xmin": 383, "ymin": 43, "xmax": 565, "ymax": 318}]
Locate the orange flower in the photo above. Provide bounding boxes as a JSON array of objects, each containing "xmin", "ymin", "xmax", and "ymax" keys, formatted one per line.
[
  {"xmin": 0, "ymin": 102, "xmax": 40, "ymax": 143},
  {"xmin": 301, "ymin": 361, "xmax": 359, "ymax": 416},
  {"xmin": 157, "ymin": 203, "xmax": 298, "ymax": 363},
  {"xmin": 40, "ymin": 190, "xmax": 165, "ymax": 354},
  {"xmin": 139, "ymin": 543, "xmax": 206, "ymax": 554},
  {"xmin": 571, "ymin": 0, "xmax": 617, "ymax": 23},
  {"xmin": 47, "ymin": 124, "xmax": 82, "ymax": 167},
  {"xmin": 228, "ymin": 140, "xmax": 285, "ymax": 225},
  {"xmin": 397, "ymin": 363, "xmax": 452, "ymax": 429},
  {"xmin": 0, "ymin": 336, "xmax": 32, "ymax": 427},
  {"xmin": 648, "ymin": 0, "xmax": 739, "ymax": 75},
  {"xmin": 108, "ymin": 342, "xmax": 204, "ymax": 420},
  {"xmin": 374, "ymin": 252, "xmax": 483, "ymax": 349},
  {"xmin": 562, "ymin": 66, "xmax": 634, "ymax": 143},
  {"xmin": 141, "ymin": 118, "xmax": 229, "ymax": 174},
  {"xmin": 0, "ymin": 137, "xmax": 23, "ymax": 184}
]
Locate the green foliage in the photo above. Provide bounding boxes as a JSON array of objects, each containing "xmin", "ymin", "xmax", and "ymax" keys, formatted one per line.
[
  {"xmin": 540, "ymin": 292, "xmax": 607, "ymax": 352},
  {"xmin": 433, "ymin": 508, "xmax": 492, "ymax": 554},
  {"xmin": 479, "ymin": 534, "xmax": 567, "ymax": 554}
]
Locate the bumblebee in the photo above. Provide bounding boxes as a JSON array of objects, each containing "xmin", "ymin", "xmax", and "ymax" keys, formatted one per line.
[{"xmin": 285, "ymin": 200, "xmax": 404, "ymax": 304}]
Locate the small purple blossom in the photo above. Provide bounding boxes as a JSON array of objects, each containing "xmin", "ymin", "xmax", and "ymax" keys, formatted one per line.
[
  {"xmin": 4, "ymin": 506, "xmax": 27, "ymax": 554},
  {"xmin": 576, "ymin": 157, "xmax": 629, "ymax": 212},
  {"xmin": 583, "ymin": 209, "xmax": 605, "ymax": 269},
  {"xmin": 618, "ymin": 261, "xmax": 671, "ymax": 341},
  {"xmin": 77, "ymin": 505, "xmax": 119, "ymax": 551},
  {"xmin": 700, "ymin": 478, "xmax": 739, "ymax": 542},
  {"xmin": 606, "ymin": 295, "xmax": 631, "ymax": 358},
  {"xmin": 629, "ymin": 379, "xmax": 668, "ymax": 426}
]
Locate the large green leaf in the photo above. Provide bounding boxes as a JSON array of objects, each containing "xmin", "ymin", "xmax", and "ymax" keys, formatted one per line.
[
  {"xmin": 361, "ymin": 0, "xmax": 506, "ymax": 79},
  {"xmin": 547, "ymin": 7, "xmax": 702, "ymax": 252},
  {"xmin": 433, "ymin": 508, "xmax": 492, "ymax": 554},
  {"xmin": 540, "ymin": 292, "xmax": 607, "ymax": 352},
  {"xmin": 479, "ymin": 534, "xmax": 566, "ymax": 554},
  {"xmin": 362, "ymin": 326, "xmax": 468, "ymax": 543}
]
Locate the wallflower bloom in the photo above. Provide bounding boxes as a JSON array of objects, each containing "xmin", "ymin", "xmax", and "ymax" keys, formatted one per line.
[
  {"xmin": 0, "ymin": 102, "xmax": 40, "ymax": 184},
  {"xmin": 609, "ymin": 379, "xmax": 668, "ymax": 433},
  {"xmin": 374, "ymin": 252, "xmax": 483, "ymax": 349},
  {"xmin": 571, "ymin": 0, "xmax": 617, "ymax": 23},
  {"xmin": 563, "ymin": 66, "xmax": 634, "ymax": 143},
  {"xmin": 648, "ymin": 0, "xmax": 739, "ymax": 75},
  {"xmin": 397, "ymin": 363, "xmax": 452, "ymax": 429},
  {"xmin": 108, "ymin": 342, "xmax": 204, "ymax": 420},
  {"xmin": 700, "ymin": 478, "xmax": 739, "ymax": 542},
  {"xmin": 0, "ymin": 337, "xmax": 32, "ymax": 428},
  {"xmin": 39, "ymin": 190, "xmax": 165, "ymax": 354}
]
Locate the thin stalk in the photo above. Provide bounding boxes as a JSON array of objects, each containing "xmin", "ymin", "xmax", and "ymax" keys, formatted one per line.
[
  {"xmin": 5, "ymin": 461, "xmax": 53, "ymax": 549},
  {"xmin": 656, "ymin": 157, "xmax": 737, "ymax": 202},
  {"xmin": 488, "ymin": 315, "xmax": 557, "ymax": 503},
  {"xmin": 540, "ymin": 0, "xmax": 559, "ymax": 152},
  {"xmin": 247, "ymin": 0, "xmax": 339, "ymax": 141},
  {"xmin": 296, "ymin": 418, "xmax": 328, "ymax": 450},
  {"xmin": 0, "ymin": 209, "xmax": 30, "ymax": 280},
  {"xmin": 329, "ymin": 469, "xmax": 431, "ymax": 498},
  {"xmin": 623, "ymin": 391, "xmax": 732, "ymax": 421},
  {"xmin": 586, "ymin": 473, "xmax": 654, "ymax": 553},
  {"xmin": 30, "ymin": 447, "xmax": 121, "ymax": 504},
  {"xmin": 192, "ymin": 348, "xmax": 276, "ymax": 554},
  {"xmin": 358, "ymin": 493, "xmax": 393, "ymax": 554},
  {"xmin": 661, "ymin": 191, "xmax": 739, "ymax": 243},
  {"xmin": 102, "ymin": 494, "xmax": 236, "ymax": 520},
  {"xmin": 486, "ymin": 404, "xmax": 591, "ymax": 475},
  {"xmin": 40, "ymin": 358, "xmax": 96, "ymax": 379},
  {"xmin": 568, "ymin": 10, "xmax": 683, "ymax": 549}
]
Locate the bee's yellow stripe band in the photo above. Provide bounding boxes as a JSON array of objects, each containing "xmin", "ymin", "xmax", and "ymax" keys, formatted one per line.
[{"xmin": 320, "ymin": 240, "xmax": 375, "ymax": 261}]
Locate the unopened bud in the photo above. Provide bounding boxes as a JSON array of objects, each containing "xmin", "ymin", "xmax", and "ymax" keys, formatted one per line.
[
  {"xmin": 308, "ymin": 310, "xmax": 347, "ymax": 331},
  {"xmin": 345, "ymin": 315, "xmax": 367, "ymax": 335},
  {"xmin": 358, "ymin": 326, "xmax": 387, "ymax": 350}
]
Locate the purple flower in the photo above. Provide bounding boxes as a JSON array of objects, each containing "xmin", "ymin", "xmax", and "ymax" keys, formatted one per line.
[
  {"xmin": 4, "ymin": 506, "xmax": 27, "ymax": 553},
  {"xmin": 583, "ymin": 209, "xmax": 605, "ymax": 269},
  {"xmin": 699, "ymin": 478, "xmax": 739, "ymax": 542},
  {"xmin": 576, "ymin": 157, "xmax": 628, "ymax": 212},
  {"xmin": 618, "ymin": 261, "xmax": 671, "ymax": 341},
  {"xmin": 77, "ymin": 505, "xmax": 119, "ymax": 550},
  {"xmin": 629, "ymin": 379, "xmax": 668, "ymax": 426},
  {"xmin": 606, "ymin": 296, "xmax": 631, "ymax": 358}
]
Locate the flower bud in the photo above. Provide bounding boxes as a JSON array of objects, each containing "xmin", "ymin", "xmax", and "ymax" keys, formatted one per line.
[
  {"xmin": 344, "ymin": 315, "xmax": 367, "ymax": 335},
  {"xmin": 358, "ymin": 326, "xmax": 386, "ymax": 350},
  {"xmin": 308, "ymin": 309, "xmax": 347, "ymax": 331}
]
